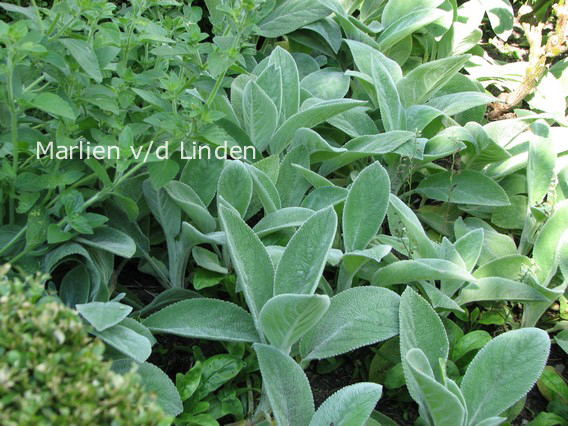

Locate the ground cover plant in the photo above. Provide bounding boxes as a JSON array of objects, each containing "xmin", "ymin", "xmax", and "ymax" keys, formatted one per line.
[{"xmin": 1, "ymin": 0, "xmax": 568, "ymax": 424}]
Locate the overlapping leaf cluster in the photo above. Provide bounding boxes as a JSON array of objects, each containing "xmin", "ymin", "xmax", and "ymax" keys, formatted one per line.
[{"xmin": 1, "ymin": 0, "xmax": 567, "ymax": 424}]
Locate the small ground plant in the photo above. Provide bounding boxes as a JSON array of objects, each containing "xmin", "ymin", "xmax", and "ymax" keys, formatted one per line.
[{"xmin": 1, "ymin": 0, "xmax": 567, "ymax": 424}]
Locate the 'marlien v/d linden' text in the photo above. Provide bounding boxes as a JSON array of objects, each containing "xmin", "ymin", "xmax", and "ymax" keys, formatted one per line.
[{"xmin": 36, "ymin": 140, "xmax": 256, "ymax": 161}]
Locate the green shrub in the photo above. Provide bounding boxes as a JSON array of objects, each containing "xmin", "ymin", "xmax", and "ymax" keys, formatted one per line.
[{"xmin": 0, "ymin": 265, "xmax": 171, "ymax": 426}]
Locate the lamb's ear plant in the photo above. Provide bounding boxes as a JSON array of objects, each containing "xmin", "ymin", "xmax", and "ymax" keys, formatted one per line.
[
  {"xmin": 399, "ymin": 288, "xmax": 550, "ymax": 426},
  {"xmin": 254, "ymin": 343, "xmax": 383, "ymax": 426}
]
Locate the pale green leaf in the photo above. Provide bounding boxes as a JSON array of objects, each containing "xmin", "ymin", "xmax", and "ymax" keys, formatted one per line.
[
  {"xmin": 275, "ymin": 206, "xmax": 337, "ymax": 295},
  {"xmin": 143, "ymin": 299, "xmax": 260, "ymax": 343},
  {"xmin": 461, "ymin": 328, "xmax": 550, "ymax": 425},
  {"xmin": 259, "ymin": 294, "xmax": 330, "ymax": 351}
]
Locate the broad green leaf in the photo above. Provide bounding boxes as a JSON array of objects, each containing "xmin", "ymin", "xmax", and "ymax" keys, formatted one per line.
[
  {"xmin": 300, "ymin": 287, "xmax": 400, "ymax": 361},
  {"xmin": 164, "ymin": 181, "xmax": 216, "ymax": 233},
  {"xmin": 461, "ymin": 328, "xmax": 550, "ymax": 425},
  {"xmin": 406, "ymin": 348, "xmax": 466, "ymax": 426},
  {"xmin": 76, "ymin": 226, "xmax": 136, "ymax": 258},
  {"xmin": 60, "ymin": 38, "xmax": 102, "ymax": 82},
  {"xmin": 397, "ymin": 55, "xmax": 470, "ymax": 107},
  {"xmin": 77, "ymin": 301, "xmax": 132, "ymax": 332},
  {"xmin": 537, "ymin": 366, "xmax": 568, "ymax": 403},
  {"xmin": 309, "ymin": 383, "xmax": 383, "ymax": 426},
  {"xmin": 256, "ymin": 0, "xmax": 331, "ymax": 37},
  {"xmin": 455, "ymin": 277, "xmax": 549, "ymax": 305},
  {"xmin": 218, "ymin": 202, "xmax": 274, "ymax": 320},
  {"xmin": 253, "ymin": 207, "xmax": 314, "ymax": 237},
  {"xmin": 254, "ymin": 343, "xmax": 315, "ymax": 426},
  {"xmin": 137, "ymin": 362, "xmax": 183, "ymax": 416},
  {"xmin": 143, "ymin": 299, "xmax": 260, "ymax": 343},
  {"xmin": 243, "ymin": 81, "xmax": 278, "ymax": 151},
  {"xmin": 343, "ymin": 162, "xmax": 390, "ymax": 252},
  {"xmin": 29, "ymin": 93, "xmax": 75, "ymax": 120},
  {"xmin": 533, "ymin": 201, "xmax": 568, "ymax": 284},
  {"xmin": 92, "ymin": 325, "xmax": 152, "ymax": 363},
  {"xmin": 147, "ymin": 159, "xmax": 179, "ymax": 189},
  {"xmin": 270, "ymin": 99, "xmax": 366, "ymax": 154},
  {"xmin": 275, "ymin": 206, "xmax": 337, "ymax": 295},
  {"xmin": 259, "ymin": 294, "xmax": 330, "ymax": 351},
  {"xmin": 218, "ymin": 161, "xmax": 253, "ymax": 218},
  {"xmin": 196, "ymin": 354, "xmax": 244, "ymax": 399},
  {"xmin": 417, "ymin": 170, "xmax": 510, "ymax": 206},
  {"xmin": 373, "ymin": 259, "xmax": 475, "ymax": 286}
]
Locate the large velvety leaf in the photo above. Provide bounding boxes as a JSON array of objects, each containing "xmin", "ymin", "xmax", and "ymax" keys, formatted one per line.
[
  {"xmin": 455, "ymin": 277, "xmax": 549, "ymax": 305},
  {"xmin": 268, "ymin": 47, "xmax": 300, "ymax": 122},
  {"xmin": 143, "ymin": 299, "xmax": 260, "ymax": 343},
  {"xmin": 218, "ymin": 202, "xmax": 274, "ymax": 320},
  {"xmin": 275, "ymin": 206, "xmax": 337, "ymax": 295},
  {"xmin": 218, "ymin": 161, "xmax": 253, "ymax": 217},
  {"xmin": 406, "ymin": 349, "xmax": 466, "ymax": 426},
  {"xmin": 76, "ymin": 301, "xmax": 132, "ymax": 332},
  {"xmin": 399, "ymin": 288, "xmax": 450, "ymax": 420},
  {"xmin": 259, "ymin": 294, "xmax": 330, "ymax": 352},
  {"xmin": 309, "ymin": 383, "xmax": 383, "ymax": 426},
  {"xmin": 76, "ymin": 226, "xmax": 136, "ymax": 258},
  {"xmin": 164, "ymin": 181, "xmax": 216, "ymax": 233},
  {"xmin": 92, "ymin": 325, "xmax": 152, "ymax": 363},
  {"xmin": 137, "ymin": 363, "xmax": 183, "ymax": 416},
  {"xmin": 243, "ymin": 80, "xmax": 278, "ymax": 151},
  {"xmin": 417, "ymin": 170, "xmax": 510, "ymax": 206},
  {"xmin": 300, "ymin": 287, "xmax": 400, "ymax": 361},
  {"xmin": 461, "ymin": 328, "xmax": 550, "ymax": 425},
  {"xmin": 397, "ymin": 55, "xmax": 470, "ymax": 107},
  {"xmin": 343, "ymin": 162, "xmax": 390, "ymax": 252},
  {"xmin": 399, "ymin": 288, "xmax": 449, "ymax": 378},
  {"xmin": 371, "ymin": 56, "xmax": 405, "ymax": 131},
  {"xmin": 373, "ymin": 258, "xmax": 475, "ymax": 286},
  {"xmin": 532, "ymin": 201, "xmax": 568, "ymax": 285},
  {"xmin": 377, "ymin": 7, "xmax": 446, "ymax": 52},
  {"xmin": 256, "ymin": 0, "xmax": 331, "ymax": 37},
  {"xmin": 254, "ymin": 343, "xmax": 315, "ymax": 426},
  {"xmin": 270, "ymin": 99, "xmax": 366, "ymax": 154},
  {"xmin": 253, "ymin": 207, "xmax": 314, "ymax": 237}
]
